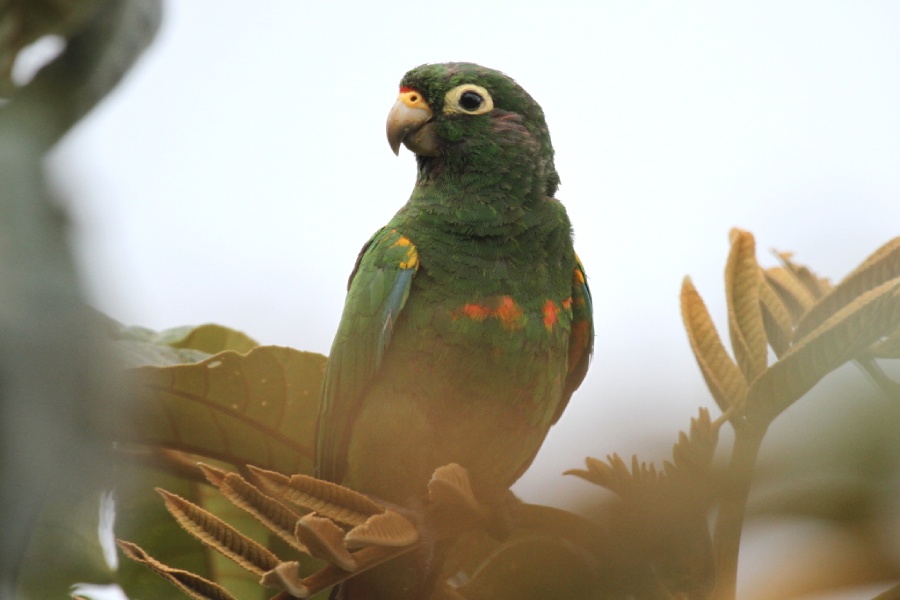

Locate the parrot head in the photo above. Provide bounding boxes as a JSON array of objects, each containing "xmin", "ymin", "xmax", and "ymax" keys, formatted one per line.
[{"xmin": 386, "ymin": 62, "xmax": 559, "ymax": 198}]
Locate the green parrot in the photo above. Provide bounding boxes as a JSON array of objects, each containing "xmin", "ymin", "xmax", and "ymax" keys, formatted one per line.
[{"xmin": 315, "ymin": 59, "xmax": 593, "ymax": 535}]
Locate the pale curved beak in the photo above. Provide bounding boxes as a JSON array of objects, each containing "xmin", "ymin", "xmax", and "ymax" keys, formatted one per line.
[{"xmin": 386, "ymin": 90, "xmax": 439, "ymax": 156}]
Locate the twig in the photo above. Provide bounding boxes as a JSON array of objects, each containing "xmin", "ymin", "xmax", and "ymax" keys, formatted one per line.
[{"xmin": 711, "ymin": 420, "xmax": 768, "ymax": 600}]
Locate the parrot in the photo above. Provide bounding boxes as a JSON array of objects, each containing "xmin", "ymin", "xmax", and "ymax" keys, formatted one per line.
[{"xmin": 314, "ymin": 62, "xmax": 593, "ymax": 597}]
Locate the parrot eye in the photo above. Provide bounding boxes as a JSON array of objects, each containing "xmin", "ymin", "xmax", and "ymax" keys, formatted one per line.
[
  {"xmin": 443, "ymin": 84, "xmax": 494, "ymax": 115},
  {"xmin": 459, "ymin": 91, "xmax": 483, "ymax": 111}
]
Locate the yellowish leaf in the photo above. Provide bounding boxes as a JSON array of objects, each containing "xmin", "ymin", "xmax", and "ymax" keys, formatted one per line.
[
  {"xmin": 116, "ymin": 540, "xmax": 238, "ymax": 600},
  {"xmin": 680, "ymin": 277, "xmax": 747, "ymax": 411},
  {"xmin": 764, "ymin": 267, "xmax": 818, "ymax": 322},
  {"xmin": 758, "ymin": 276, "xmax": 795, "ymax": 357},
  {"xmin": 746, "ymin": 278, "xmax": 900, "ymax": 424},
  {"xmin": 775, "ymin": 251, "xmax": 832, "ymax": 299},
  {"xmin": 726, "ymin": 229, "xmax": 767, "ymax": 380},
  {"xmin": 794, "ymin": 238, "xmax": 900, "ymax": 342},
  {"xmin": 157, "ymin": 489, "xmax": 279, "ymax": 576}
]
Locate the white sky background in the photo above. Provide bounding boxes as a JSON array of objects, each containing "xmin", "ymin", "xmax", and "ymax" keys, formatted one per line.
[{"xmin": 48, "ymin": 2, "xmax": 899, "ymax": 596}]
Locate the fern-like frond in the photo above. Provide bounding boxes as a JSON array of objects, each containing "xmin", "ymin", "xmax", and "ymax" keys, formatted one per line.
[{"xmin": 681, "ymin": 277, "xmax": 747, "ymax": 412}]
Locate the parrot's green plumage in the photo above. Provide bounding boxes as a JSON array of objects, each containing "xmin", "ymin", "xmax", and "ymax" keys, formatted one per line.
[{"xmin": 316, "ymin": 62, "xmax": 593, "ymax": 513}]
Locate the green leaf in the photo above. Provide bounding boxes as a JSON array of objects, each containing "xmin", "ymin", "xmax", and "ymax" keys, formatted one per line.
[
  {"xmin": 115, "ymin": 467, "xmax": 271, "ymax": 600},
  {"xmin": 119, "ymin": 346, "xmax": 324, "ymax": 475},
  {"xmin": 107, "ymin": 322, "xmax": 259, "ymax": 368},
  {"xmin": 115, "ymin": 468, "xmax": 212, "ymax": 598},
  {"xmin": 166, "ymin": 324, "xmax": 260, "ymax": 355}
]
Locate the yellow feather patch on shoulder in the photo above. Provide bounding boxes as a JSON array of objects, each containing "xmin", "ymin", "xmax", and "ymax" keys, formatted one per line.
[{"xmin": 386, "ymin": 230, "xmax": 419, "ymax": 270}]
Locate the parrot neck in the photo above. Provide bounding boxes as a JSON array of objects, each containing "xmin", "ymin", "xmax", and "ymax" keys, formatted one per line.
[{"xmin": 409, "ymin": 155, "xmax": 553, "ymax": 238}]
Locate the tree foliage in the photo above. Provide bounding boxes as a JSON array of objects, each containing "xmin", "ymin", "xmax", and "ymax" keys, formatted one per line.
[{"xmin": 3, "ymin": 3, "xmax": 899, "ymax": 600}]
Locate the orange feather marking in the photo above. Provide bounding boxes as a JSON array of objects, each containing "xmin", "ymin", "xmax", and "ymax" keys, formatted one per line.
[
  {"xmin": 451, "ymin": 296, "xmax": 525, "ymax": 330},
  {"xmin": 495, "ymin": 296, "xmax": 524, "ymax": 330},
  {"xmin": 458, "ymin": 304, "xmax": 491, "ymax": 321},
  {"xmin": 542, "ymin": 299, "xmax": 559, "ymax": 330}
]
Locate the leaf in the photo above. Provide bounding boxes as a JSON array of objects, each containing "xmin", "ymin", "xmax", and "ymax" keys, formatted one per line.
[
  {"xmin": 122, "ymin": 346, "xmax": 325, "ymax": 475},
  {"xmin": 427, "ymin": 463, "xmax": 482, "ymax": 515},
  {"xmin": 745, "ymin": 278, "xmax": 900, "ymax": 424},
  {"xmin": 758, "ymin": 276, "xmax": 795, "ymax": 357},
  {"xmin": 565, "ymin": 454, "xmax": 659, "ymax": 497},
  {"xmin": 117, "ymin": 540, "xmax": 238, "ymax": 600},
  {"xmin": 726, "ymin": 229, "xmax": 767, "ymax": 380},
  {"xmin": 294, "ymin": 514, "xmax": 357, "ymax": 572},
  {"xmin": 793, "ymin": 238, "xmax": 900, "ymax": 342},
  {"xmin": 158, "ymin": 489, "xmax": 280, "ymax": 576},
  {"xmin": 114, "ymin": 340, "xmax": 212, "ymax": 368},
  {"xmin": 109, "ymin": 322, "xmax": 259, "ymax": 368},
  {"xmin": 775, "ymin": 251, "xmax": 832, "ymax": 299},
  {"xmin": 248, "ymin": 467, "xmax": 383, "ymax": 527},
  {"xmin": 680, "ymin": 276, "xmax": 747, "ymax": 411},
  {"xmin": 216, "ymin": 472, "xmax": 308, "ymax": 553},
  {"xmin": 764, "ymin": 267, "xmax": 818, "ymax": 321},
  {"xmin": 345, "ymin": 510, "xmax": 419, "ymax": 549},
  {"xmin": 456, "ymin": 535, "xmax": 601, "ymax": 600},
  {"xmin": 667, "ymin": 408, "xmax": 719, "ymax": 478},
  {"xmin": 259, "ymin": 562, "xmax": 310, "ymax": 598},
  {"xmin": 164, "ymin": 324, "xmax": 260, "ymax": 354},
  {"xmin": 193, "ymin": 475, "xmax": 277, "ymax": 599},
  {"xmin": 114, "ymin": 467, "xmax": 220, "ymax": 599},
  {"xmin": 0, "ymin": 0, "xmax": 162, "ymax": 149}
]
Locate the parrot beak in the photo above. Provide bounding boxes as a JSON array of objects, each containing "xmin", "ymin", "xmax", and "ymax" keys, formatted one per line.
[{"xmin": 386, "ymin": 89, "xmax": 440, "ymax": 157}]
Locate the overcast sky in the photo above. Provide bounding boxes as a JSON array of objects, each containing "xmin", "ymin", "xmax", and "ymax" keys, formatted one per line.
[{"xmin": 46, "ymin": 2, "xmax": 899, "ymax": 595}]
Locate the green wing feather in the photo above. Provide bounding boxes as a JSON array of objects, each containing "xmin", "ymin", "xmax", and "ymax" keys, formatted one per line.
[
  {"xmin": 554, "ymin": 255, "xmax": 594, "ymax": 424},
  {"xmin": 315, "ymin": 227, "xmax": 419, "ymax": 482}
]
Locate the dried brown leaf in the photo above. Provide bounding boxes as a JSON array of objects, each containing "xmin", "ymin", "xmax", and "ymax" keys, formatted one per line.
[
  {"xmin": 794, "ymin": 238, "xmax": 900, "ymax": 342},
  {"xmin": 566, "ymin": 454, "xmax": 659, "ymax": 497},
  {"xmin": 260, "ymin": 561, "xmax": 310, "ymax": 598},
  {"xmin": 764, "ymin": 267, "xmax": 818, "ymax": 321},
  {"xmin": 345, "ymin": 510, "xmax": 419, "ymax": 549},
  {"xmin": 758, "ymin": 276, "xmax": 795, "ymax": 357},
  {"xmin": 669, "ymin": 408, "xmax": 719, "ymax": 476},
  {"xmin": 681, "ymin": 277, "xmax": 748, "ymax": 411},
  {"xmin": 218, "ymin": 473, "xmax": 307, "ymax": 553},
  {"xmin": 157, "ymin": 488, "xmax": 279, "ymax": 576},
  {"xmin": 197, "ymin": 462, "xmax": 228, "ymax": 487},
  {"xmin": 746, "ymin": 278, "xmax": 900, "ymax": 424},
  {"xmin": 427, "ymin": 463, "xmax": 481, "ymax": 515},
  {"xmin": 248, "ymin": 466, "xmax": 382, "ymax": 527},
  {"xmin": 116, "ymin": 539, "xmax": 238, "ymax": 600},
  {"xmin": 294, "ymin": 514, "xmax": 357, "ymax": 572},
  {"xmin": 726, "ymin": 229, "xmax": 768, "ymax": 380}
]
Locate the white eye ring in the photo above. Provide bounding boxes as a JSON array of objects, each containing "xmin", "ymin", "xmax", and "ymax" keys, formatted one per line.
[{"xmin": 443, "ymin": 84, "xmax": 494, "ymax": 115}]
